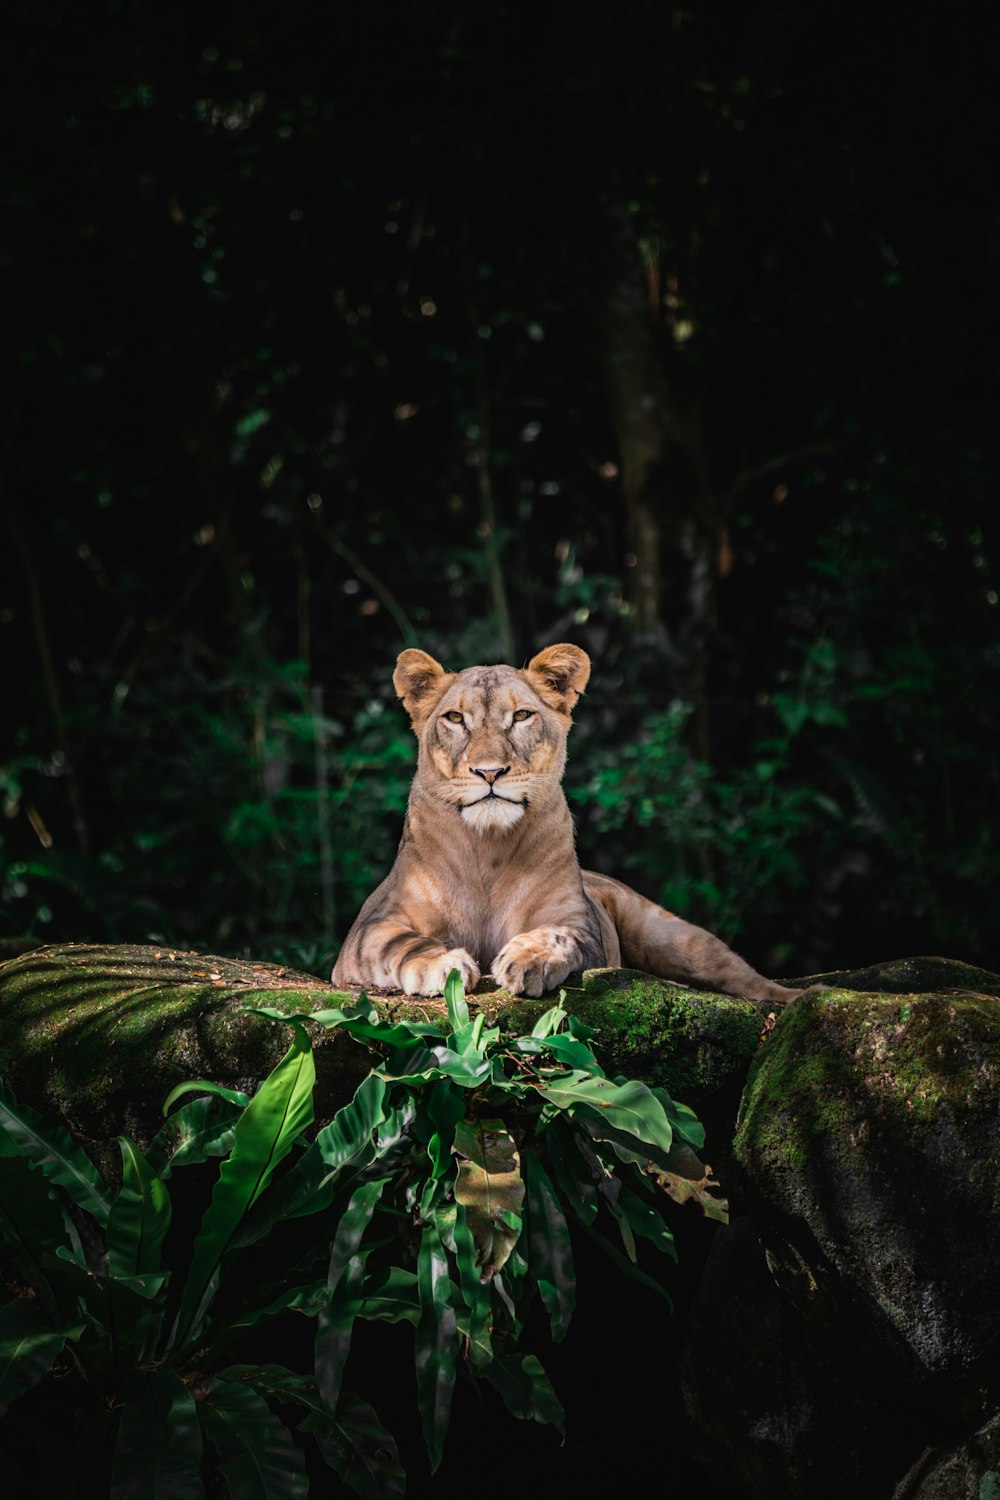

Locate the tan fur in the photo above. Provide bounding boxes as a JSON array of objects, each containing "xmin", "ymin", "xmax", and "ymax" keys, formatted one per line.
[{"xmin": 332, "ymin": 646, "xmax": 806, "ymax": 1005}]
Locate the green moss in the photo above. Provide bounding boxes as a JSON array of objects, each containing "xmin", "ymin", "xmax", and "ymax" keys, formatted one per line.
[
  {"xmin": 0, "ymin": 944, "xmax": 373, "ymax": 1168},
  {"xmin": 0, "ymin": 946, "xmax": 766, "ymax": 1169},
  {"xmin": 7, "ymin": 944, "xmax": 996, "ymax": 1189},
  {"xmin": 485, "ymin": 967, "xmax": 763, "ymax": 1104},
  {"xmin": 736, "ymin": 995, "xmax": 839, "ymax": 1172},
  {"xmin": 736, "ymin": 986, "xmax": 1000, "ymax": 1186},
  {"xmin": 793, "ymin": 955, "xmax": 1000, "ymax": 997}
]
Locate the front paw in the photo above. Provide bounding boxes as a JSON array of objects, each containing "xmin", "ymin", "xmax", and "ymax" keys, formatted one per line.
[
  {"xmin": 492, "ymin": 929, "xmax": 579, "ymax": 998},
  {"xmin": 400, "ymin": 947, "xmax": 480, "ymax": 997}
]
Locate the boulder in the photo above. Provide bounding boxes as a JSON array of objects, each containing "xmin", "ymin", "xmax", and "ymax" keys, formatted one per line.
[
  {"xmin": 734, "ymin": 981, "xmax": 1000, "ymax": 1399},
  {"xmin": 678, "ymin": 1216, "xmax": 921, "ymax": 1500},
  {"xmin": 4, "ymin": 943, "xmax": 1000, "ymax": 1498},
  {"xmin": 0, "ymin": 944, "xmax": 761, "ymax": 1171},
  {"xmin": 891, "ymin": 1412, "xmax": 1000, "ymax": 1500},
  {"xmin": 798, "ymin": 955, "xmax": 1000, "ymax": 998},
  {"xmin": 0, "ymin": 943, "xmax": 368, "ymax": 1172}
]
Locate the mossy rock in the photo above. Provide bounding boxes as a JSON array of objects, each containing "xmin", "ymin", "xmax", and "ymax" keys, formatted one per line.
[
  {"xmin": 0, "ymin": 943, "xmax": 364, "ymax": 1172},
  {"xmin": 678, "ymin": 1218, "xmax": 921, "ymax": 1500},
  {"xmin": 0, "ymin": 944, "xmax": 762, "ymax": 1173},
  {"xmin": 891, "ymin": 1411, "xmax": 1000, "ymax": 1500},
  {"xmin": 793, "ymin": 954, "xmax": 1000, "ymax": 998},
  {"xmin": 734, "ymin": 982, "xmax": 1000, "ymax": 1392}
]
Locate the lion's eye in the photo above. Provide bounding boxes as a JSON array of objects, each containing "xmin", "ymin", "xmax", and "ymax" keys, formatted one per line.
[
  {"xmin": 443, "ymin": 710, "xmax": 464, "ymax": 725},
  {"xmin": 512, "ymin": 709, "xmax": 534, "ymax": 723}
]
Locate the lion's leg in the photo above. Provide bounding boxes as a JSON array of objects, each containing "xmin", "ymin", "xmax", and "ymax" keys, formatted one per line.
[
  {"xmin": 492, "ymin": 926, "xmax": 603, "ymax": 999},
  {"xmin": 333, "ymin": 921, "xmax": 480, "ymax": 997},
  {"xmin": 582, "ymin": 870, "xmax": 804, "ymax": 1006}
]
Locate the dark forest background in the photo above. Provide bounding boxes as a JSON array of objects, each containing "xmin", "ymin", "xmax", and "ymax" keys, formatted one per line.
[{"xmin": 2, "ymin": 1, "xmax": 998, "ymax": 981}]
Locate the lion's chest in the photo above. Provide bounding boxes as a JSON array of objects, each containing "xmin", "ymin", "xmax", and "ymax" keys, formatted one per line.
[
  {"xmin": 445, "ymin": 909, "xmax": 520, "ymax": 970},
  {"xmin": 398, "ymin": 818, "xmax": 576, "ymax": 969},
  {"xmin": 431, "ymin": 872, "xmax": 536, "ymax": 969}
]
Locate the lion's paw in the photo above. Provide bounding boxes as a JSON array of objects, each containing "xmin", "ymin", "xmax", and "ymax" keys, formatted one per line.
[
  {"xmin": 491, "ymin": 928, "xmax": 580, "ymax": 998},
  {"xmin": 400, "ymin": 947, "xmax": 480, "ymax": 998}
]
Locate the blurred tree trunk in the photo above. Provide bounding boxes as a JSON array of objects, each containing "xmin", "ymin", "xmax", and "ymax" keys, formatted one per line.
[
  {"xmin": 566, "ymin": 186, "xmax": 676, "ymax": 640},
  {"xmin": 1, "ymin": 497, "xmax": 91, "ymax": 854},
  {"xmin": 558, "ymin": 38, "xmax": 724, "ymax": 755}
]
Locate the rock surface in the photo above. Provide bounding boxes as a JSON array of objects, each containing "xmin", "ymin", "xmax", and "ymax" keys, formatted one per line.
[
  {"xmin": 3, "ymin": 943, "xmax": 998, "ymax": 1499},
  {"xmin": 0, "ymin": 944, "xmax": 366, "ymax": 1169},
  {"xmin": 734, "ymin": 983, "xmax": 1000, "ymax": 1397},
  {"xmin": 0, "ymin": 944, "xmax": 762, "ymax": 1168},
  {"xmin": 797, "ymin": 954, "xmax": 1000, "ymax": 997},
  {"xmin": 678, "ymin": 1217, "xmax": 922, "ymax": 1500},
  {"xmin": 891, "ymin": 1413, "xmax": 1000, "ymax": 1500}
]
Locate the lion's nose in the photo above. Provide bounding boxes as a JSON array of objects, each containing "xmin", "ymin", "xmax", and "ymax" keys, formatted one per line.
[{"xmin": 470, "ymin": 765, "xmax": 510, "ymax": 785}]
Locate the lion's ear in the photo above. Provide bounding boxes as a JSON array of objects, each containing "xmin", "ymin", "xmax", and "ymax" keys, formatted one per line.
[
  {"xmin": 393, "ymin": 649, "xmax": 451, "ymax": 723},
  {"xmin": 525, "ymin": 643, "xmax": 591, "ymax": 715}
]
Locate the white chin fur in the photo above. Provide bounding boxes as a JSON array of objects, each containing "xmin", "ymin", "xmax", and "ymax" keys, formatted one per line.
[{"xmin": 460, "ymin": 796, "xmax": 525, "ymax": 834}]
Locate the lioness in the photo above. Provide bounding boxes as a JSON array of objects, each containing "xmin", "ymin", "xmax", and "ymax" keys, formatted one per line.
[{"xmin": 332, "ymin": 644, "xmax": 806, "ymax": 1005}]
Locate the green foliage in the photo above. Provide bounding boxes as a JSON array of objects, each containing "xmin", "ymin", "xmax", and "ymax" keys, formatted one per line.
[
  {"xmin": 250, "ymin": 975, "xmax": 720, "ymax": 1472},
  {"xmin": 0, "ymin": 657, "xmax": 415, "ymax": 970},
  {"xmin": 3, "ymin": 0, "xmax": 999, "ymax": 984},
  {"xmin": 0, "ymin": 974, "xmax": 722, "ymax": 1493},
  {"xmin": 572, "ymin": 698, "xmax": 825, "ymax": 944}
]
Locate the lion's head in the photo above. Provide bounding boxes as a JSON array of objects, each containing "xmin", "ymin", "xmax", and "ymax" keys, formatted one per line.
[{"xmin": 392, "ymin": 644, "xmax": 591, "ymax": 834}]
